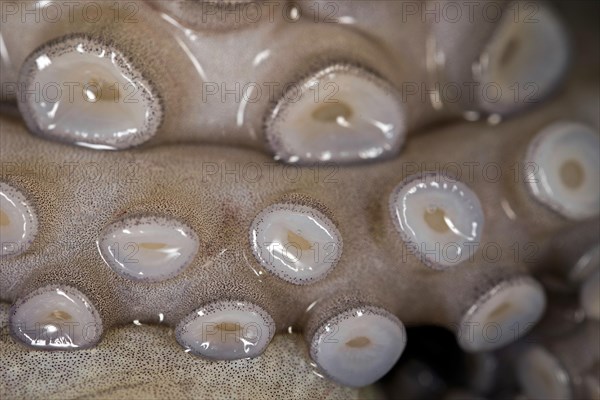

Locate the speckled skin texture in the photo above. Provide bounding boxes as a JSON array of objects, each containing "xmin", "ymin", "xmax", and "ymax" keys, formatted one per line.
[
  {"xmin": 0, "ymin": 307, "xmax": 360, "ymax": 400},
  {"xmin": 0, "ymin": 0, "xmax": 531, "ymax": 157},
  {"xmin": 1, "ymin": 0, "xmax": 599, "ymax": 398},
  {"xmin": 1, "ymin": 79, "xmax": 596, "ymax": 330},
  {"xmin": 17, "ymin": 34, "xmax": 163, "ymax": 148},
  {"xmin": 98, "ymin": 214, "xmax": 200, "ymax": 281},
  {"xmin": 249, "ymin": 201, "xmax": 342, "ymax": 284}
]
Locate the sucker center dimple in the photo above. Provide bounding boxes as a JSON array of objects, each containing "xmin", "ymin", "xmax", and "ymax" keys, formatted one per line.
[
  {"xmin": 559, "ymin": 159, "xmax": 585, "ymax": 189},
  {"xmin": 287, "ymin": 230, "xmax": 313, "ymax": 251},
  {"xmin": 312, "ymin": 102, "xmax": 353, "ymax": 123},
  {"xmin": 0, "ymin": 209, "xmax": 9, "ymax": 227},
  {"xmin": 85, "ymin": 77, "xmax": 121, "ymax": 102},
  {"xmin": 487, "ymin": 301, "xmax": 514, "ymax": 322},
  {"xmin": 345, "ymin": 336, "xmax": 371, "ymax": 348},
  {"xmin": 47, "ymin": 310, "xmax": 73, "ymax": 322},
  {"xmin": 424, "ymin": 207, "xmax": 450, "ymax": 233},
  {"xmin": 499, "ymin": 37, "xmax": 520, "ymax": 68},
  {"xmin": 139, "ymin": 242, "xmax": 167, "ymax": 250},
  {"xmin": 539, "ymin": 364, "xmax": 556, "ymax": 389}
]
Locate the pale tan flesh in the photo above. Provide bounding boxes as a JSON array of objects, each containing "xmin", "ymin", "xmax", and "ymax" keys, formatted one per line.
[{"xmin": 0, "ymin": 1, "xmax": 598, "ymax": 399}]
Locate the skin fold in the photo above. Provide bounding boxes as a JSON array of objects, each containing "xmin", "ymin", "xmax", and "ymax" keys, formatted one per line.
[
  {"xmin": 0, "ymin": 0, "xmax": 599, "ymax": 398},
  {"xmin": 0, "ymin": 0, "xmax": 537, "ymax": 158},
  {"xmin": 0, "ymin": 69, "xmax": 597, "ymax": 396},
  {"xmin": 0, "ymin": 77, "xmax": 596, "ymax": 326},
  {"xmin": 0, "ymin": 302, "xmax": 364, "ymax": 400}
]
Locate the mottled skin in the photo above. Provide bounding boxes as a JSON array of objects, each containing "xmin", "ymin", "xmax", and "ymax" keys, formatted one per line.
[
  {"xmin": 0, "ymin": 0, "xmax": 599, "ymax": 398},
  {"xmin": 1, "ymin": 0, "xmax": 525, "ymax": 158},
  {"xmin": 0, "ymin": 302, "xmax": 365, "ymax": 400},
  {"xmin": 0, "ymin": 71, "xmax": 597, "ymax": 331}
]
